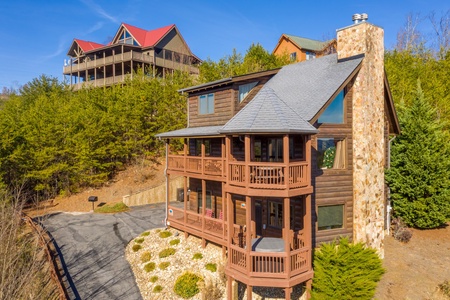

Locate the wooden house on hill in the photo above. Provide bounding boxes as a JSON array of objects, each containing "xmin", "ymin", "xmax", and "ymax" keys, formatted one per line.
[
  {"xmin": 157, "ymin": 15, "xmax": 399, "ymax": 300},
  {"xmin": 273, "ymin": 33, "xmax": 336, "ymax": 62},
  {"xmin": 63, "ymin": 23, "xmax": 200, "ymax": 90}
]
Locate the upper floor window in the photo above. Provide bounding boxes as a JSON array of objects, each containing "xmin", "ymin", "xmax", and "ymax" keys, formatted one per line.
[
  {"xmin": 290, "ymin": 52, "xmax": 297, "ymax": 62},
  {"xmin": 318, "ymin": 204, "xmax": 344, "ymax": 230},
  {"xmin": 317, "ymin": 138, "xmax": 345, "ymax": 169},
  {"xmin": 239, "ymin": 82, "xmax": 258, "ymax": 102},
  {"xmin": 306, "ymin": 51, "xmax": 316, "ymax": 60},
  {"xmin": 199, "ymin": 93, "xmax": 214, "ymax": 114},
  {"xmin": 118, "ymin": 30, "xmax": 139, "ymax": 46},
  {"xmin": 318, "ymin": 90, "xmax": 345, "ymax": 124}
]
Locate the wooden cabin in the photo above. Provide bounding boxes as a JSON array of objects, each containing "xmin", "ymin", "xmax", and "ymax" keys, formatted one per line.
[
  {"xmin": 272, "ymin": 34, "xmax": 336, "ymax": 63},
  {"xmin": 157, "ymin": 17, "xmax": 399, "ymax": 300},
  {"xmin": 63, "ymin": 23, "xmax": 200, "ymax": 90}
]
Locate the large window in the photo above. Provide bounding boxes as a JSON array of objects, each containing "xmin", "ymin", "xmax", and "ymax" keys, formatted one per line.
[
  {"xmin": 317, "ymin": 138, "xmax": 345, "ymax": 169},
  {"xmin": 199, "ymin": 93, "xmax": 214, "ymax": 114},
  {"xmin": 239, "ymin": 82, "xmax": 258, "ymax": 102},
  {"xmin": 318, "ymin": 90, "xmax": 345, "ymax": 124},
  {"xmin": 197, "ymin": 190, "xmax": 212, "ymax": 212},
  {"xmin": 268, "ymin": 201, "xmax": 295, "ymax": 229},
  {"xmin": 118, "ymin": 30, "xmax": 139, "ymax": 46},
  {"xmin": 318, "ymin": 205, "xmax": 344, "ymax": 230},
  {"xmin": 306, "ymin": 51, "xmax": 316, "ymax": 60}
]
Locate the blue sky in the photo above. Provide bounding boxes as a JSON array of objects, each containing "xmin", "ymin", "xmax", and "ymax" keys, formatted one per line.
[{"xmin": 0, "ymin": 0, "xmax": 447, "ymax": 91}]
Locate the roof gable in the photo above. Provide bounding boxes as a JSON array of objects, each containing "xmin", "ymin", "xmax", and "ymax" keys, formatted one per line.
[
  {"xmin": 283, "ymin": 34, "xmax": 333, "ymax": 52},
  {"xmin": 68, "ymin": 39, "xmax": 104, "ymax": 56},
  {"xmin": 111, "ymin": 23, "xmax": 174, "ymax": 48}
]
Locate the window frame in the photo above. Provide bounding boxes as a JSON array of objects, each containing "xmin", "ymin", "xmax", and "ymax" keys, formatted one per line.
[
  {"xmin": 268, "ymin": 200, "xmax": 294, "ymax": 229},
  {"xmin": 197, "ymin": 189, "xmax": 212, "ymax": 212},
  {"xmin": 316, "ymin": 137, "xmax": 346, "ymax": 170},
  {"xmin": 238, "ymin": 82, "xmax": 258, "ymax": 103},
  {"xmin": 199, "ymin": 93, "xmax": 214, "ymax": 115},
  {"xmin": 318, "ymin": 89, "xmax": 346, "ymax": 124},
  {"xmin": 317, "ymin": 204, "xmax": 345, "ymax": 231},
  {"xmin": 290, "ymin": 52, "xmax": 297, "ymax": 62}
]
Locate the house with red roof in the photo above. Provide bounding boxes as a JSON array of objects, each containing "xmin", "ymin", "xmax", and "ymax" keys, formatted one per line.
[{"xmin": 63, "ymin": 23, "xmax": 201, "ymax": 89}]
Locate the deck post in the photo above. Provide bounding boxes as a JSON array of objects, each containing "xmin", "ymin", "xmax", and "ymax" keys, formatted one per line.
[
  {"xmin": 306, "ymin": 279, "xmax": 312, "ymax": 299},
  {"xmin": 244, "ymin": 135, "xmax": 250, "ymax": 188},
  {"xmin": 227, "ymin": 276, "xmax": 233, "ymax": 300},
  {"xmin": 284, "ymin": 197, "xmax": 291, "ymax": 278},
  {"xmin": 245, "ymin": 195, "xmax": 252, "ymax": 274},
  {"xmin": 247, "ymin": 285, "xmax": 253, "ymax": 300},
  {"xmin": 283, "ymin": 134, "xmax": 290, "ymax": 187},
  {"xmin": 184, "ymin": 176, "xmax": 187, "ymax": 225},
  {"xmin": 201, "ymin": 179, "xmax": 206, "ymax": 238},
  {"xmin": 285, "ymin": 287, "xmax": 292, "ymax": 300}
]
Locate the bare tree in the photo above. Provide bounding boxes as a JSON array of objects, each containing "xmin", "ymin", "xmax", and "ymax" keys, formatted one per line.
[
  {"xmin": 429, "ymin": 10, "xmax": 450, "ymax": 59},
  {"xmin": 396, "ymin": 13, "xmax": 424, "ymax": 52}
]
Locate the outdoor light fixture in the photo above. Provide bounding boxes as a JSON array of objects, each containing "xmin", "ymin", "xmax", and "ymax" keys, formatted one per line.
[{"xmin": 88, "ymin": 196, "xmax": 98, "ymax": 211}]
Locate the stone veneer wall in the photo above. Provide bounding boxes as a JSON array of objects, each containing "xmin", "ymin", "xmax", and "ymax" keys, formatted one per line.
[{"xmin": 337, "ymin": 22, "xmax": 385, "ymax": 256}]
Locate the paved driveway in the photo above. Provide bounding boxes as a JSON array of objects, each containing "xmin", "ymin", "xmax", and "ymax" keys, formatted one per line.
[{"xmin": 41, "ymin": 203, "xmax": 166, "ymax": 300}]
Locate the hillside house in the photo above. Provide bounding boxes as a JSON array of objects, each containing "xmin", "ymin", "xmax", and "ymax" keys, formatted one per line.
[
  {"xmin": 157, "ymin": 15, "xmax": 399, "ymax": 300},
  {"xmin": 273, "ymin": 34, "xmax": 336, "ymax": 62},
  {"xmin": 63, "ymin": 23, "xmax": 200, "ymax": 90}
]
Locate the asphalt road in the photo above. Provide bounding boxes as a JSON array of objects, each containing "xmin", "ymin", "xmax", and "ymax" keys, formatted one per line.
[{"xmin": 41, "ymin": 202, "xmax": 167, "ymax": 300}]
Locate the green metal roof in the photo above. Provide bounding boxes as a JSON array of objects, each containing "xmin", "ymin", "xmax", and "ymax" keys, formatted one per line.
[{"xmin": 284, "ymin": 34, "xmax": 333, "ymax": 51}]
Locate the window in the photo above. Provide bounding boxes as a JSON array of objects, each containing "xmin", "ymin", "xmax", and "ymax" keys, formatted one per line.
[
  {"xmin": 289, "ymin": 136, "xmax": 304, "ymax": 160},
  {"xmin": 317, "ymin": 138, "xmax": 345, "ymax": 169},
  {"xmin": 199, "ymin": 93, "xmax": 214, "ymax": 114},
  {"xmin": 290, "ymin": 52, "xmax": 297, "ymax": 62},
  {"xmin": 306, "ymin": 51, "xmax": 316, "ymax": 60},
  {"xmin": 118, "ymin": 30, "xmax": 138, "ymax": 46},
  {"xmin": 318, "ymin": 205, "xmax": 344, "ymax": 230},
  {"xmin": 268, "ymin": 138, "xmax": 283, "ymax": 162},
  {"xmin": 318, "ymin": 90, "xmax": 345, "ymax": 124},
  {"xmin": 239, "ymin": 82, "xmax": 258, "ymax": 102},
  {"xmin": 198, "ymin": 190, "xmax": 212, "ymax": 211}
]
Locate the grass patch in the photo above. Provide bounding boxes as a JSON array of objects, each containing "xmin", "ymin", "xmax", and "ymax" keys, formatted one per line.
[
  {"xmin": 169, "ymin": 238, "xmax": 180, "ymax": 246},
  {"xmin": 159, "ymin": 230, "xmax": 172, "ymax": 238},
  {"xmin": 159, "ymin": 262, "xmax": 170, "ymax": 270},
  {"xmin": 144, "ymin": 262, "xmax": 156, "ymax": 272},
  {"xmin": 174, "ymin": 272, "xmax": 203, "ymax": 299},
  {"xmin": 150, "ymin": 276, "xmax": 158, "ymax": 283},
  {"xmin": 94, "ymin": 202, "xmax": 128, "ymax": 213},
  {"xmin": 140, "ymin": 231, "xmax": 150, "ymax": 237},
  {"xmin": 134, "ymin": 237, "xmax": 144, "ymax": 244},
  {"xmin": 205, "ymin": 263, "xmax": 217, "ymax": 272},
  {"xmin": 132, "ymin": 244, "xmax": 142, "ymax": 252},
  {"xmin": 192, "ymin": 253, "xmax": 203, "ymax": 260},
  {"xmin": 159, "ymin": 248, "xmax": 176, "ymax": 258},
  {"xmin": 153, "ymin": 285, "xmax": 163, "ymax": 293},
  {"xmin": 140, "ymin": 251, "xmax": 151, "ymax": 263}
]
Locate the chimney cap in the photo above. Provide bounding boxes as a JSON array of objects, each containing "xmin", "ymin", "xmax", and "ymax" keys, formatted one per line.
[{"xmin": 352, "ymin": 13, "xmax": 368, "ymax": 24}]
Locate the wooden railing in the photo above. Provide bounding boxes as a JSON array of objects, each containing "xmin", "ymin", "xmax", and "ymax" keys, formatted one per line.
[
  {"xmin": 229, "ymin": 161, "xmax": 309, "ymax": 190},
  {"xmin": 167, "ymin": 155, "xmax": 224, "ymax": 177}
]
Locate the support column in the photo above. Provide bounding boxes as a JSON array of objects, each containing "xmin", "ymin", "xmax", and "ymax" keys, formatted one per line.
[
  {"xmin": 247, "ymin": 285, "xmax": 253, "ymax": 300},
  {"xmin": 244, "ymin": 135, "xmax": 250, "ymax": 188},
  {"xmin": 245, "ymin": 195, "xmax": 252, "ymax": 274},
  {"xmin": 201, "ymin": 179, "xmax": 206, "ymax": 248},
  {"xmin": 284, "ymin": 197, "xmax": 291, "ymax": 278}
]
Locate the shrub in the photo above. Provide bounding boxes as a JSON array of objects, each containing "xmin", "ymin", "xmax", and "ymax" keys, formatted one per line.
[
  {"xmin": 94, "ymin": 202, "xmax": 129, "ymax": 213},
  {"xmin": 392, "ymin": 217, "xmax": 413, "ymax": 243},
  {"xmin": 150, "ymin": 276, "xmax": 158, "ymax": 283},
  {"xmin": 438, "ymin": 281, "xmax": 450, "ymax": 297},
  {"xmin": 140, "ymin": 251, "xmax": 151, "ymax": 263},
  {"xmin": 134, "ymin": 237, "xmax": 144, "ymax": 244},
  {"xmin": 311, "ymin": 237, "xmax": 384, "ymax": 300},
  {"xmin": 205, "ymin": 263, "xmax": 217, "ymax": 272},
  {"xmin": 140, "ymin": 231, "xmax": 150, "ymax": 237},
  {"xmin": 132, "ymin": 244, "xmax": 142, "ymax": 252},
  {"xmin": 144, "ymin": 262, "xmax": 156, "ymax": 273},
  {"xmin": 200, "ymin": 278, "xmax": 223, "ymax": 300},
  {"xmin": 155, "ymin": 229, "xmax": 161, "ymax": 233},
  {"xmin": 159, "ymin": 261, "xmax": 170, "ymax": 270},
  {"xmin": 153, "ymin": 285, "xmax": 163, "ymax": 293},
  {"xmin": 170, "ymin": 238, "xmax": 180, "ymax": 246},
  {"xmin": 192, "ymin": 253, "xmax": 203, "ymax": 260},
  {"xmin": 174, "ymin": 272, "xmax": 203, "ymax": 299},
  {"xmin": 158, "ymin": 248, "xmax": 176, "ymax": 258},
  {"xmin": 159, "ymin": 230, "xmax": 172, "ymax": 238}
]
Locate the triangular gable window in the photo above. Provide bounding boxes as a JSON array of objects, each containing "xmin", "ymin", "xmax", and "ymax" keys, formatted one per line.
[
  {"xmin": 117, "ymin": 29, "xmax": 139, "ymax": 46},
  {"xmin": 318, "ymin": 90, "xmax": 345, "ymax": 124}
]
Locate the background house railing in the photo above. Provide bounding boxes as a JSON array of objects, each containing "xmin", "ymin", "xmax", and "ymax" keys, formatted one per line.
[{"xmin": 168, "ymin": 155, "xmax": 225, "ymax": 177}]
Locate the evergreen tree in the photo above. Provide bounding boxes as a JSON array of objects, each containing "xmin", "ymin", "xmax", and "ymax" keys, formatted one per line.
[{"xmin": 386, "ymin": 82, "xmax": 450, "ymax": 228}]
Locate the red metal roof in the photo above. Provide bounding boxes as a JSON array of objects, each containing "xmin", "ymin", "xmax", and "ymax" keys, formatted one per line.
[
  {"xmin": 74, "ymin": 39, "xmax": 104, "ymax": 52},
  {"xmin": 122, "ymin": 23, "xmax": 174, "ymax": 47}
]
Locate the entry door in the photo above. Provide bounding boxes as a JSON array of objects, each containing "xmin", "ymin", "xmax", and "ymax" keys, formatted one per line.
[{"xmin": 255, "ymin": 201, "xmax": 263, "ymax": 236}]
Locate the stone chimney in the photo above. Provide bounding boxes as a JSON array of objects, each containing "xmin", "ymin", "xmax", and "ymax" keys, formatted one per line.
[{"xmin": 337, "ymin": 15, "xmax": 386, "ymax": 256}]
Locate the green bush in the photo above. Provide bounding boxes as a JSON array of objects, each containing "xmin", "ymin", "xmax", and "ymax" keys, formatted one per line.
[
  {"xmin": 143, "ymin": 262, "xmax": 156, "ymax": 273},
  {"xmin": 174, "ymin": 272, "xmax": 203, "ymax": 299},
  {"xmin": 94, "ymin": 202, "xmax": 129, "ymax": 213},
  {"xmin": 140, "ymin": 251, "xmax": 151, "ymax": 263},
  {"xmin": 159, "ymin": 230, "xmax": 172, "ymax": 238},
  {"xmin": 132, "ymin": 244, "xmax": 142, "ymax": 252},
  {"xmin": 158, "ymin": 248, "xmax": 176, "ymax": 258},
  {"xmin": 170, "ymin": 238, "xmax": 180, "ymax": 246},
  {"xmin": 140, "ymin": 231, "xmax": 150, "ymax": 237},
  {"xmin": 311, "ymin": 237, "xmax": 384, "ymax": 300},
  {"xmin": 205, "ymin": 263, "xmax": 217, "ymax": 272},
  {"xmin": 159, "ymin": 262, "xmax": 170, "ymax": 270},
  {"xmin": 153, "ymin": 285, "xmax": 163, "ymax": 293},
  {"xmin": 150, "ymin": 276, "xmax": 158, "ymax": 283},
  {"xmin": 192, "ymin": 253, "xmax": 203, "ymax": 260},
  {"xmin": 134, "ymin": 237, "xmax": 144, "ymax": 244}
]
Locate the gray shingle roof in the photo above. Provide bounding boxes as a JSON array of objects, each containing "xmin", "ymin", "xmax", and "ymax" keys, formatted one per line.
[
  {"xmin": 220, "ymin": 86, "xmax": 317, "ymax": 134},
  {"xmin": 265, "ymin": 53, "xmax": 363, "ymax": 121},
  {"xmin": 156, "ymin": 126, "xmax": 223, "ymax": 138}
]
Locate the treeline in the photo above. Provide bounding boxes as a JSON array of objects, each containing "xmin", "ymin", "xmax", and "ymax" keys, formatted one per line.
[{"xmin": 0, "ymin": 72, "xmax": 192, "ymax": 200}]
